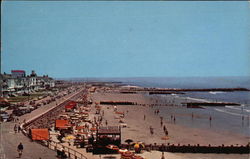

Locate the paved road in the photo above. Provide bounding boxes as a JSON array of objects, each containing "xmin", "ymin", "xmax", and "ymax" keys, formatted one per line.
[{"xmin": 0, "ymin": 87, "xmax": 83, "ymax": 159}]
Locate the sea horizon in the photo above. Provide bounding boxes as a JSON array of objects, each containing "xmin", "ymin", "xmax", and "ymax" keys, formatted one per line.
[
  {"xmin": 56, "ymin": 76, "xmax": 250, "ymax": 89},
  {"xmin": 56, "ymin": 76, "xmax": 250, "ymax": 105}
]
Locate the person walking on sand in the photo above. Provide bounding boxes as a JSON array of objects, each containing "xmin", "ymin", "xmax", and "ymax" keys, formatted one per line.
[
  {"xmin": 150, "ymin": 126, "xmax": 154, "ymax": 135},
  {"xmin": 18, "ymin": 125, "xmax": 21, "ymax": 133},
  {"xmin": 14, "ymin": 124, "xmax": 18, "ymax": 133},
  {"xmin": 17, "ymin": 142, "xmax": 24, "ymax": 158},
  {"xmin": 165, "ymin": 130, "xmax": 168, "ymax": 136},
  {"xmin": 163, "ymin": 125, "xmax": 166, "ymax": 132},
  {"xmin": 161, "ymin": 152, "xmax": 165, "ymax": 159},
  {"xmin": 160, "ymin": 116, "xmax": 163, "ymax": 122},
  {"xmin": 144, "ymin": 115, "xmax": 146, "ymax": 120}
]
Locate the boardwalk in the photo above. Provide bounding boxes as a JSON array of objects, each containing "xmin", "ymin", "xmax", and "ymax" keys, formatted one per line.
[{"xmin": 0, "ymin": 122, "xmax": 57, "ymax": 159}]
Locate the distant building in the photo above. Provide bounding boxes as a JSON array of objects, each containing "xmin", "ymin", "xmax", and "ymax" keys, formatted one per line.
[
  {"xmin": 30, "ymin": 70, "xmax": 37, "ymax": 77},
  {"xmin": 11, "ymin": 70, "xmax": 26, "ymax": 78},
  {"xmin": 1, "ymin": 70, "xmax": 55, "ymax": 97}
]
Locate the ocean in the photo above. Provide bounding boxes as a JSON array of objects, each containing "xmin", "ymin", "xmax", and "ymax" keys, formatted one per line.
[{"xmin": 74, "ymin": 76, "xmax": 250, "ymax": 104}]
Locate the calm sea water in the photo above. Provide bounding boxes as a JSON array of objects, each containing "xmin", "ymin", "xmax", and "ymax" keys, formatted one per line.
[
  {"xmin": 72, "ymin": 76, "xmax": 250, "ymax": 104},
  {"xmin": 117, "ymin": 77, "xmax": 250, "ymax": 103}
]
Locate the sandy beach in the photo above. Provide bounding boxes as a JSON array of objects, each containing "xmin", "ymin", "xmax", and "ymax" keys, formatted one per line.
[{"xmin": 91, "ymin": 91, "xmax": 249, "ymax": 146}]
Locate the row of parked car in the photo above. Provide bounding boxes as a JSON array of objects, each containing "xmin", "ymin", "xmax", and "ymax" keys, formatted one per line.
[
  {"xmin": 11, "ymin": 89, "xmax": 73, "ymax": 117},
  {"xmin": 12, "ymin": 99, "xmax": 53, "ymax": 117},
  {"xmin": 1, "ymin": 87, "xmax": 77, "ymax": 121}
]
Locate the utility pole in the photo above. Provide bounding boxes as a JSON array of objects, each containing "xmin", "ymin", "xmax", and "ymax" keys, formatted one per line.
[{"xmin": 0, "ymin": 0, "xmax": 3, "ymax": 97}]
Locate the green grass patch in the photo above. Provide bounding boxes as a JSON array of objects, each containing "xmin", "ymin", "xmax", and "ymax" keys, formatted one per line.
[{"xmin": 9, "ymin": 92, "xmax": 47, "ymax": 103}]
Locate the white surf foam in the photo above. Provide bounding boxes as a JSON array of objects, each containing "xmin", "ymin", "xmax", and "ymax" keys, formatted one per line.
[
  {"xmin": 225, "ymin": 106, "xmax": 242, "ymax": 111},
  {"xmin": 226, "ymin": 106, "xmax": 250, "ymax": 113},
  {"xmin": 214, "ymin": 108, "xmax": 248, "ymax": 117},
  {"xmin": 209, "ymin": 91, "xmax": 224, "ymax": 95},
  {"xmin": 185, "ymin": 97, "xmax": 210, "ymax": 102},
  {"xmin": 246, "ymin": 109, "xmax": 250, "ymax": 113}
]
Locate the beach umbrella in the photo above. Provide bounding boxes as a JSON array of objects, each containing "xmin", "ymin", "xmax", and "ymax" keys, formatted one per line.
[
  {"xmin": 71, "ymin": 117, "xmax": 79, "ymax": 120},
  {"xmin": 132, "ymin": 142, "xmax": 144, "ymax": 153},
  {"xmin": 95, "ymin": 105, "xmax": 101, "ymax": 109},
  {"xmin": 161, "ymin": 136, "xmax": 170, "ymax": 141},
  {"xmin": 132, "ymin": 142, "xmax": 145, "ymax": 149},
  {"xmin": 60, "ymin": 114, "xmax": 69, "ymax": 118},
  {"xmin": 125, "ymin": 139, "xmax": 134, "ymax": 150},
  {"xmin": 115, "ymin": 111, "xmax": 124, "ymax": 115},
  {"xmin": 125, "ymin": 139, "xmax": 133, "ymax": 144},
  {"xmin": 106, "ymin": 144, "xmax": 119, "ymax": 151},
  {"xmin": 161, "ymin": 136, "xmax": 170, "ymax": 146},
  {"xmin": 63, "ymin": 135, "xmax": 76, "ymax": 144},
  {"xmin": 119, "ymin": 148, "xmax": 128, "ymax": 154},
  {"xmin": 90, "ymin": 127, "xmax": 97, "ymax": 131},
  {"xmin": 76, "ymin": 126, "xmax": 85, "ymax": 130},
  {"xmin": 121, "ymin": 151, "xmax": 134, "ymax": 159},
  {"xmin": 65, "ymin": 135, "xmax": 76, "ymax": 140}
]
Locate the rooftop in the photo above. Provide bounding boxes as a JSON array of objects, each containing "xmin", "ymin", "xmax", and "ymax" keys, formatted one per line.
[{"xmin": 97, "ymin": 126, "xmax": 121, "ymax": 135}]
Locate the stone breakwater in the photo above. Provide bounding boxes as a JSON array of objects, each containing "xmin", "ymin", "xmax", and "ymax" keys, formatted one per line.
[
  {"xmin": 119, "ymin": 143, "xmax": 250, "ymax": 154},
  {"xmin": 120, "ymin": 88, "xmax": 250, "ymax": 92}
]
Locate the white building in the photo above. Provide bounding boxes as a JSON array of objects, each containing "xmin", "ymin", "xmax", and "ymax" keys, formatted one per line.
[{"xmin": 1, "ymin": 70, "xmax": 55, "ymax": 97}]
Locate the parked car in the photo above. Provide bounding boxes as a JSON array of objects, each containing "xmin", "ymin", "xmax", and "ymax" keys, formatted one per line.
[
  {"xmin": 0, "ymin": 111, "xmax": 12, "ymax": 122},
  {"xmin": 36, "ymin": 103, "xmax": 41, "ymax": 107}
]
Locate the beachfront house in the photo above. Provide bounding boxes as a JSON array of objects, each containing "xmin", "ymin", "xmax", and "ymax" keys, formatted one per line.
[
  {"xmin": 0, "ymin": 70, "xmax": 55, "ymax": 97},
  {"xmin": 11, "ymin": 70, "xmax": 26, "ymax": 78}
]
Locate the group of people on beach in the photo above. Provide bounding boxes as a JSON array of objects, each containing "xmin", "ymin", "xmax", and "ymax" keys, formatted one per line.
[
  {"xmin": 13, "ymin": 116, "xmax": 20, "ymax": 122},
  {"xmin": 160, "ymin": 117, "xmax": 169, "ymax": 136},
  {"xmin": 154, "ymin": 109, "xmax": 160, "ymax": 115},
  {"xmin": 170, "ymin": 115, "xmax": 176, "ymax": 123},
  {"xmin": 14, "ymin": 124, "xmax": 21, "ymax": 133}
]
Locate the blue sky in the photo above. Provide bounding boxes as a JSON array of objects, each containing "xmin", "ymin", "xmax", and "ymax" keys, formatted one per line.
[{"xmin": 2, "ymin": 1, "xmax": 249, "ymax": 78}]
